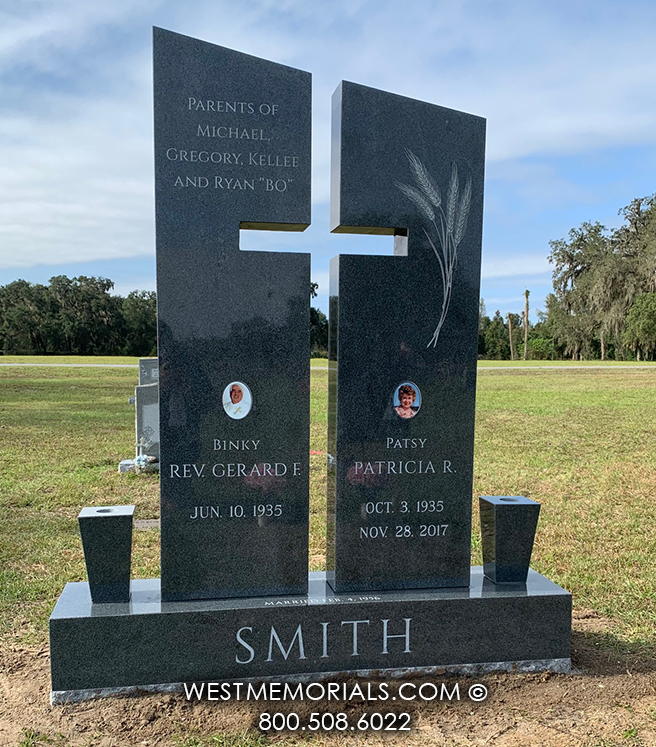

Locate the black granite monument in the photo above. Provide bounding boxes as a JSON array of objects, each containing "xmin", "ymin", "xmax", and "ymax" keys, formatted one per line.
[
  {"xmin": 153, "ymin": 28, "xmax": 311, "ymax": 601},
  {"xmin": 48, "ymin": 33, "xmax": 572, "ymax": 704},
  {"xmin": 328, "ymin": 82, "xmax": 485, "ymax": 592}
]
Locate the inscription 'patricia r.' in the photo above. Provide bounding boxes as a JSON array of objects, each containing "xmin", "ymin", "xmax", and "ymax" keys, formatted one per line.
[{"xmin": 353, "ymin": 460, "xmax": 454, "ymax": 475}]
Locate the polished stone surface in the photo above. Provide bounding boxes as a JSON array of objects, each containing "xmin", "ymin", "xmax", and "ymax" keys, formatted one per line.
[
  {"xmin": 480, "ymin": 496, "xmax": 541, "ymax": 583},
  {"xmin": 52, "ymin": 657, "xmax": 572, "ymax": 704},
  {"xmin": 50, "ymin": 568, "xmax": 570, "ymax": 697},
  {"xmin": 328, "ymin": 82, "xmax": 486, "ymax": 591},
  {"xmin": 153, "ymin": 29, "xmax": 311, "ymax": 600},
  {"xmin": 78, "ymin": 506, "xmax": 134, "ymax": 603},
  {"xmin": 139, "ymin": 358, "xmax": 159, "ymax": 385},
  {"xmin": 135, "ymin": 383, "xmax": 160, "ymax": 458}
]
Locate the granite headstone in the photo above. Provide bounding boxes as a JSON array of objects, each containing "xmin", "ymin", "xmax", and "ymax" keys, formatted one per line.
[
  {"xmin": 139, "ymin": 358, "xmax": 159, "ymax": 386},
  {"xmin": 135, "ymin": 382, "xmax": 160, "ymax": 458},
  {"xmin": 48, "ymin": 41, "xmax": 572, "ymax": 704},
  {"xmin": 328, "ymin": 82, "xmax": 485, "ymax": 592},
  {"xmin": 154, "ymin": 28, "xmax": 311, "ymax": 601}
]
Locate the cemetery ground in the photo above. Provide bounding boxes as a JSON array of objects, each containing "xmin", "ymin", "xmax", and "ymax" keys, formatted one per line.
[{"xmin": 1, "ymin": 360, "xmax": 655, "ymax": 747}]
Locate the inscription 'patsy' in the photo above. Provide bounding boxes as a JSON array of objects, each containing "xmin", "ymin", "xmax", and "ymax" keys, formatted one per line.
[{"xmin": 386, "ymin": 438, "xmax": 427, "ymax": 449}]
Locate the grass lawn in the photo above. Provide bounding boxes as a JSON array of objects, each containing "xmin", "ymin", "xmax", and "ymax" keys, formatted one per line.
[
  {"xmin": 2, "ymin": 360, "xmax": 656, "ymax": 746},
  {"xmin": 0, "ymin": 355, "xmax": 142, "ymax": 365},
  {"xmin": 1, "ymin": 360, "xmax": 654, "ymax": 656},
  {"xmin": 478, "ymin": 359, "xmax": 656, "ymax": 367}
]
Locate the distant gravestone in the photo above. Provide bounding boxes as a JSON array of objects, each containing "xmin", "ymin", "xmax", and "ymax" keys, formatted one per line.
[
  {"xmin": 328, "ymin": 82, "xmax": 485, "ymax": 591},
  {"xmin": 138, "ymin": 358, "xmax": 159, "ymax": 386},
  {"xmin": 135, "ymin": 382, "xmax": 159, "ymax": 458},
  {"xmin": 154, "ymin": 28, "xmax": 311, "ymax": 601}
]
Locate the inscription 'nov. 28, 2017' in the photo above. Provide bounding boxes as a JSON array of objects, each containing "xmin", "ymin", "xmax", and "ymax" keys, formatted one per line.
[{"xmin": 164, "ymin": 97, "xmax": 300, "ymax": 192}]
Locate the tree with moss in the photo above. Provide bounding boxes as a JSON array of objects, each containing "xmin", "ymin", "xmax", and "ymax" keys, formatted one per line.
[{"xmin": 622, "ymin": 293, "xmax": 656, "ymax": 360}]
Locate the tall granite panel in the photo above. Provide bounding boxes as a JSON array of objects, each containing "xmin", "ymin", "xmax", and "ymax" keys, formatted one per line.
[
  {"xmin": 328, "ymin": 82, "xmax": 486, "ymax": 591},
  {"xmin": 135, "ymin": 383, "xmax": 160, "ymax": 458},
  {"xmin": 154, "ymin": 28, "xmax": 311, "ymax": 601}
]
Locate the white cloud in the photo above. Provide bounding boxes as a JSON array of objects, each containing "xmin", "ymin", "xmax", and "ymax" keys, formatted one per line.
[
  {"xmin": 481, "ymin": 254, "xmax": 550, "ymax": 279},
  {"xmin": 1, "ymin": 0, "xmax": 656, "ymax": 276}
]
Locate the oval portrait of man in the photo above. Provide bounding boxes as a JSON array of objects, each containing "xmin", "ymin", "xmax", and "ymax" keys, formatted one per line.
[
  {"xmin": 393, "ymin": 381, "xmax": 421, "ymax": 419},
  {"xmin": 222, "ymin": 381, "xmax": 252, "ymax": 420}
]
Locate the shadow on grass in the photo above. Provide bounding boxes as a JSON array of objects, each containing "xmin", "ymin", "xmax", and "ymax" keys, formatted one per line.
[{"xmin": 572, "ymin": 628, "xmax": 656, "ymax": 675}]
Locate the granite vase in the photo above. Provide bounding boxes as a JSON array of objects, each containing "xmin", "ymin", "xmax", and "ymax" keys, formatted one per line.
[
  {"xmin": 78, "ymin": 506, "xmax": 135, "ymax": 603},
  {"xmin": 479, "ymin": 496, "xmax": 540, "ymax": 584}
]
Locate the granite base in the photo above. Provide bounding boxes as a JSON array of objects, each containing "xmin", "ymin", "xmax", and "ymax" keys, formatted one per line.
[{"xmin": 50, "ymin": 569, "xmax": 571, "ymax": 703}]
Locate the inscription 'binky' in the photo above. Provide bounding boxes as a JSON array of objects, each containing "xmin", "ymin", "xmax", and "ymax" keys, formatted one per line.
[{"xmin": 214, "ymin": 439, "xmax": 260, "ymax": 451}]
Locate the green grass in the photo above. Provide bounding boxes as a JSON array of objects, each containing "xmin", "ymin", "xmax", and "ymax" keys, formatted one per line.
[
  {"xmin": 474, "ymin": 368, "xmax": 656, "ymax": 649},
  {"xmin": 0, "ymin": 355, "xmax": 141, "ymax": 365},
  {"xmin": 1, "ymin": 362, "xmax": 655, "ymax": 660},
  {"xmin": 175, "ymin": 732, "xmax": 272, "ymax": 747},
  {"xmin": 478, "ymin": 359, "xmax": 656, "ymax": 367}
]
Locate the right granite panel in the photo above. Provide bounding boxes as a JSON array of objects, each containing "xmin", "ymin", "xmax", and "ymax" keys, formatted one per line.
[{"xmin": 327, "ymin": 81, "xmax": 486, "ymax": 592}]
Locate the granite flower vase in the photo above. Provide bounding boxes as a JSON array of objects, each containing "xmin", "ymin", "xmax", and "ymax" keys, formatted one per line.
[
  {"xmin": 479, "ymin": 496, "xmax": 540, "ymax": 584},
  {"xmin": 78, "ymin": 506, "xmax": 135, "ymax": 603}
]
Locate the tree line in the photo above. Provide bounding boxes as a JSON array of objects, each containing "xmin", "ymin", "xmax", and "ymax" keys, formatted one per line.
[
  {"xmin": 0, "ymin": 276, "xmax": 157, "ymax": 356},
  {"xmin": 480, "ymin": 193, "xmax": 656, "ymax": 361},
  {"xmin": 0, "ymin": 276, "xmax": 330, "ymax": 357},
  {"xmin": 3, "ymin": 192, "xmax": 654, "ymax": 360}
]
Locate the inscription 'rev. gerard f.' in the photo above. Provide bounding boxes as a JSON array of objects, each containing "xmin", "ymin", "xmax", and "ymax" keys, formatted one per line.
[{"xmin": 153, "ymin": 28, "xmax": 311, "ymax": 601}]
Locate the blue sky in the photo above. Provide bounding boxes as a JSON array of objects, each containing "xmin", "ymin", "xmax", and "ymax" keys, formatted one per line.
[{"xmin": 1, "ymin": 0, "xmax": 655, "ymax": 319}]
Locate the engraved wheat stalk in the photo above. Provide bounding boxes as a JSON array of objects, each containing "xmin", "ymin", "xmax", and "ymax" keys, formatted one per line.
[{"xmin": 395, "ymin": 150, "xmax": 471, "ymax": 348}]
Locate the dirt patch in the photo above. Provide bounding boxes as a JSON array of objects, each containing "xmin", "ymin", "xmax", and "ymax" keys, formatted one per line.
[{"xmin": 1, "ymin": 611, "xmax": 655, "ymax": 747}]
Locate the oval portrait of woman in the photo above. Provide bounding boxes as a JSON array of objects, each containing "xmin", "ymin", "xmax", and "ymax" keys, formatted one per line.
[
  {"xmin": 393, "ymin": 382, "xmax": 421, "ymax": 419},
  {"xmin": 222, "ymin": 381, "xmax": 252, "ymax": 420}
]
